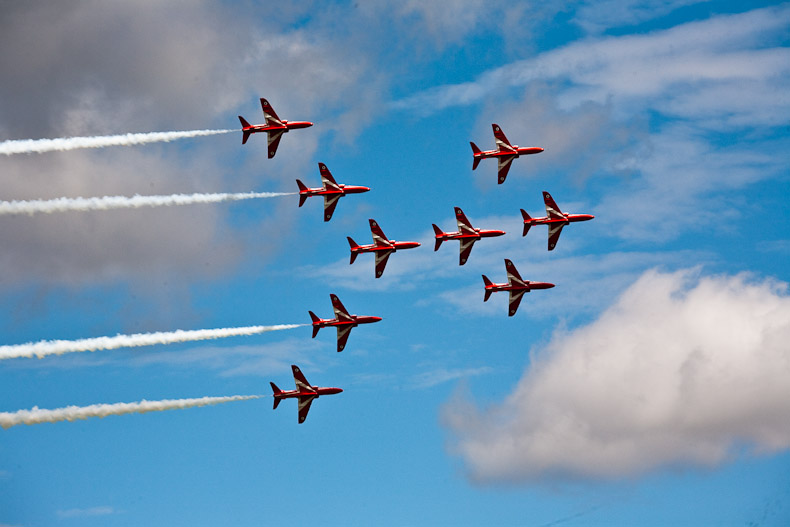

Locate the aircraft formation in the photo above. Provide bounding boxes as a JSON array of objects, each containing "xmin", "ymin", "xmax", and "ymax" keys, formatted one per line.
[{"xmin": 239, "ymin": 98, "xmax": 595, "ymax": 422}]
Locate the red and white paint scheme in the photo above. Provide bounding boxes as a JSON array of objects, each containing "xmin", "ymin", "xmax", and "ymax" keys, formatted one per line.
[
  {"xmin": 470, "ymin": 123, "xmax": 544, "ymax": 184},
  {"xmin": 521, "ymin": 191, "xmax": 595, "ymax": 251},
  {"xmin": 238, "ymin": 98, "xmax": 313, "ymax": 157},
  {"xmin": 347, "ymin": 219, "xmax": 421, "ymax": 278},
  {"xmin": 270, "ymin": 365, "xmax": 343, "ymax": 424},
  {"xmin": 432, "ymin": 207, "xmax": 506, "ymax": 266},
  {"xmin": 309, "ymin": 294, "xmax": 382, "ymax": 352},
  {"xmin": 297, "ymin": 163, "xmax": 371, "ymax": 222},
  {"xmin": 482, "ymin": 259, "xmax": 555, "ymax": 317}
]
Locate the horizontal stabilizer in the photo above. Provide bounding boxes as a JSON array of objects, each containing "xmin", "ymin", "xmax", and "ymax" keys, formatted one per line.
[
  {"xmin": 482, "ymin": 275, "xmax": 493, "ymax": 301},
  {"xmin": 520, "ymin": 209, "xmax": 532, "ymax": 237},
  {"xmin": 432, "ymin": 224, "xmax": 444, "ymax": 251},
  {"xmin": 347, "ymin": 237, "xmax": 359, "ymax": 264},
  {"xmin": 296, "ymin": 180, "xmax": 308, "ymax": 206},
  {"xmin": 308, "ymin": 311, "xmax": 321, "ymax": 338}
]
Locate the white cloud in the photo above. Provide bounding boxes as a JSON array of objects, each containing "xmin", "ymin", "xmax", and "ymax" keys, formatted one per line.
[
  {"xmin": 57, "ymin": 506, "xmax": 118, "ymax": 518},
  {"xmin": 396, "ymin": 4, "xmax": 790, "ymax": 128},
  {"xmin": 443, "ymin": 268, "xmax": 790, "ymax": 482},
  {"xmin": 573, "ymin": 0, "xmax": 711, "ymax": 34}
]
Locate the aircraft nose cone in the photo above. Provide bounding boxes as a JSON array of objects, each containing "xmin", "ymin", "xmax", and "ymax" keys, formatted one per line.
[{"xmin": 547, "ymin": 283, "xmax": 556, "ymax": 288}]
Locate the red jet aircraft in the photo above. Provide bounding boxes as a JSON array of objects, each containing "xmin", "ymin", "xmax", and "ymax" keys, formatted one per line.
[
  {"xmin": 482, "ymin": 259, "xmax": 555, "ymax": 316},
  {"xmin": 432, "ymin": 207, "xmax": 506, "ymax": 266},
  {"xmin": 347, "ymin": 219, "xmax": 421, "ymax": 278},
  {"xmin": 297, "ymin": 163, "xmax": 370, "ymax": 221},
  {"xmin": 238, "ymin": 98, "xmax": 313, "ymax": 158},
  {"xmin": 309, "ymin": 294, "xmax": 382, "ymax": 352},
  {"xmin": 470, "ymin": 124, "xmax": 544, "ymax": 184},
  {"xmin": 521, "ymin": 191, "xmax": 595, "ymax": 250},
  {"xmin": 270, "ymin": 365, "xmax": 342, "ymax": 424}
]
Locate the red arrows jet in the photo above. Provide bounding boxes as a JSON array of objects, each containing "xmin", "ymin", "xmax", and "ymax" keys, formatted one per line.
[
  {"xmin": 470, "ymin": 124, "xmax": 544, "ymax": 184},
  {"xmin": 309, "ymin": 294, "xmax": 382, "ymax": 352},
  {"xmin": 347, "ymin": 219, "xmax": 421, "ymax": 278},
  {"xmin": 238, "ymin": 98, "xmax": 313, "ymax": 158},
  {"xmin": 297, "ymin": 163, "xmax": 370, "ymax": 221},
  {"xmin": 521, "ymin": 191, "xmax": 595, "ymax": 250},
  {"xmin": 270, "ymin": 365, "xmax": 342, "ymax": 424},
  {"xmin": 483, "ymin": 259, "xmax": 555, "ymax": 316},
  {"xmin": 432, "ymin": 207, "xmax": 506, "ymax": 266}
]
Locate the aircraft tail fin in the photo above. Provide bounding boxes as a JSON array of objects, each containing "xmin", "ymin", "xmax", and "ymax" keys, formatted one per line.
[
  {"xmin": 482, "ymin": 275, "xmax": 493, "ymax": 301},
  {"xmin": 520, "ymin": 209, "xmax": 532, "ymax": 237},
  {"xmin": 239, "ymin": 116, "xmax": 252, "ymax": 144},
  {"xmin": 308, "ymin": 311, "xmax": 321, "ymax": 338},
  {"xmin": 347, "ymin": 237, "xmax": 359, "ymax": 264},
  {"xmin": 470, "ymin": 142, "xmax": 482, "ymax": 170},
  {"xmin": 432, "ymin": 224, "xmax": 444, "ymax": 251},
  {"xmin": 270, "ymin": 382, "xmax": 282, "ymax": 409},
  {"xmin": 296, "ymin": 180, "xmax": 308, "ymax": 207}
]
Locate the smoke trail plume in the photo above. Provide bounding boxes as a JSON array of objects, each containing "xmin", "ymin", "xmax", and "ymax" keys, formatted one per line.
[
  {"xmin": 0, "ymin": 395, "xmax": 261, "ymax": 429},
  {"xmin": 0, "ymin": 324, "xmax": 302, "ymax": 361},
  {"xmin": 0, "ymin": 129, "xmax": 234, "ymax": 155},
  {"xmin": 0, "ymin": 191, "xmax": 294, "ymax": 216}
]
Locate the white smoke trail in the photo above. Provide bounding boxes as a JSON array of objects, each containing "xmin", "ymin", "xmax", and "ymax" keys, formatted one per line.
[
  {"xmin": 0, "ymin": 129, "xmax": 235, "ymax": 156},
  {"xmin": 0, "ymin": 324, "xmax": 303, "ymax": 361},
  {"xmin": 0, "ymin": 191, "xmax": 294, "ymax": 216},
  {"xmin": 0, "ymin": 395, "xmax": 262, "ymax": 429}
]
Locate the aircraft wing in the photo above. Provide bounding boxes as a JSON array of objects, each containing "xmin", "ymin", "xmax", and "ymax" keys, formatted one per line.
[
  {"xmin": 266, "ymin": 129, "xmax": 285, "ymax": 159},
  {"xmin": 297, "ymin": 395, "xmax": 316, "ymax": 424},
  {"xmin": 319, "ymin": 163, "xmax": 342, "ymax": 192},
  {"xmin": 508, "ymin": 289, "xmax": 527, "ymax": 317},
  {"xmin": 323, "ymin": 194, "xmax": 342, "ymax": 221},
  {"xmin": 374, "ymin": 249, "xmax": 393, "ymax": 278},
  {"xmin": 336, "ymin": 325, "xmax": 353, "ymax": 352},
  {"xmin": 454, "ymin": 207, "xmax": 476, "ymax": 235},
  {"xmin": 292, "ymin": 365, "xmax": 314, "ymax": 392},
  {"xmin": 330, "ymin": 294, "xmax": 353, "ymax": 322},
  {"xmin": 505, "ymin": 259, "xmax": 526, "ymax": 287},
  {"xmin": 497, "ymin": 155, "xmax": 516, "ymax": 184},
  {"xmin": 458, "ymin": 238, "xmax": 477, "ymax": 266},
  {"xmin": 260, "ymin": 98, "xmax": 283, "ymax": 126},
  {"xmin": 492, "ymin": 124, "xmax": 516, "ymax": 152},
  {"xmin": 543, "ymin": 191, "xmax": 565, "ymax": 221},
  {"xmin": 547, "ymin": 222, "xmax": 565, "ymax": 251},
  {"xmin": 369, "ymin": 219, "xmax": 393, "ymax": 248}
]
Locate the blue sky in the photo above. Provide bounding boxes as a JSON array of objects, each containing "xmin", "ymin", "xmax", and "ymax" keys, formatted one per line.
[{"xmin": 1, "ymin": 1, "xmax": 789, "ymax": 525}]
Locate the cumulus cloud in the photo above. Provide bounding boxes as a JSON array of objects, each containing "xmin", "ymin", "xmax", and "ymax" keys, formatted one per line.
[{"xmin": 443, "ymin": 268, "xmax": 790, "ymax": 483}]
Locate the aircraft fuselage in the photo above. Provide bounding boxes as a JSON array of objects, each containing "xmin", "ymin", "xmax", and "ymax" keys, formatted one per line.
[
  {"xmin": 273, "ymin": 386, "xmax": 343, "ymax": 401},
  {"xmin": 475, "ymin": 146, "xmax": 544, "ymax": 160},
  {"xmin": 299, "ymin": 184, "xmax": 370, "ymax": 199},
  {"xmin": 525, "ymin": 213, "xmax": 595, "ymax": 227},
  {"xmin": 241, "ymin": 120, "xmax": 314, "ymax": 136},
  {"xmin": 437, "ymin": 229, "xmax": 506, "ymax": 242}
]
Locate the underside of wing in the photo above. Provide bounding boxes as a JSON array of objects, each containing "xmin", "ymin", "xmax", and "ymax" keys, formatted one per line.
[
  {"xmin": 505, "ymin": 259, "xmax": 526, "ymax": 286},
  {"xmin": 297, "ymin": 395, "xmax": 316, "ymax": 423},
  {"xmin": 547, "ymin": 223, "xmax": 565, "ymax": 251},
  {"xmin": 497, "ymin": 155, "xmax": 515, "ymax": 184},
  {"xmin": 323, "ymin": 194, "xmax": 342, "ymax": 221},
  {"xmin": 331, "ymin": 294, "xmax": 353, "ymax": 321},
  {"xmin": 319, "ymin": 163, "xmax": 342, "ymax": 192},
  {"xmin": 370, "ymin": 220, "xmax": 393, "ymax": 247},
  {"xmin": 508, "ymin": 290, "xmax": 527, "ymax": 317},
  {"xmin": 455, "ymin": 207, "xmax": 476, "ymax": 235},
  {"xmin": 266, "ymin": 130, "xmax": 284, "ymax": 159},
  {"xmin": 261, "ymin": 98, "xmax": 283, "ymax": 126},
  {"xmin": 492, "ymin": 124, "xmax": 516, "ymax": 152},
  {"xmin": 543, "ymin": 191, "xmax": 565, "ymax": 221},
  {"xmin": 459, "ymin": 238, "xmax": 477, "ymax": 266},
  {"xmin": 374, "ymin": 250, "xmax": 393, "ymax": 278},
  {"xmin": 292, "ymin": 365, "xmax": 312, "ymax": 392},
  {"xmin": 336, "ymin": 325, "xmax": 353, "ymax": 352}
]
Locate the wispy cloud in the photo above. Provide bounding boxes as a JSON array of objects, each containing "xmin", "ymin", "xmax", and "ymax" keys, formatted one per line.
[
  {"xmin": 395, "ymin": 4, "xmax": 790, "ymax": 127},
  {"xmin": 56, "ymin": 506, "xmax": 119, "ymax": 519},
  {"xmin": 443, "ymin": 268, "xmax": 790, "ymax": 483}
]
